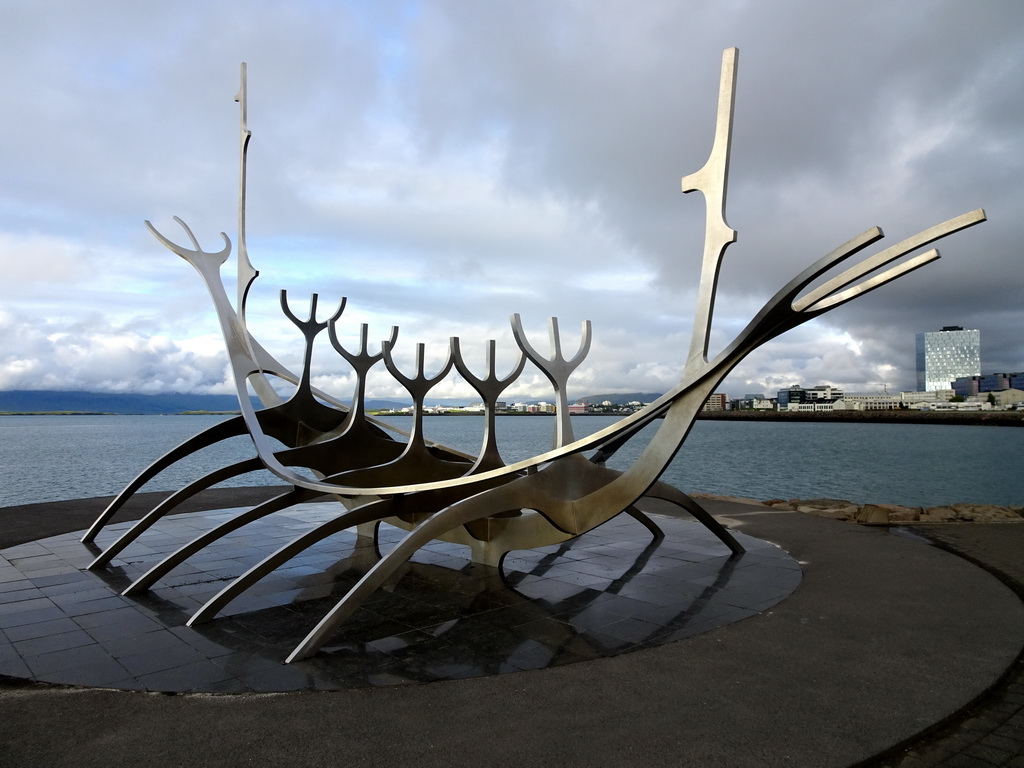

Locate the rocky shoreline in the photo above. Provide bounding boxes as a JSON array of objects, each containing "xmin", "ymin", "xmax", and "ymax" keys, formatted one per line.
[
  {"xmin": 762, "ymin": 497, "xmax": 1024, "ymax": 525},
  {"xmin": 688, "ymin": 492, "xmax": 1023, "ymax": 525}
]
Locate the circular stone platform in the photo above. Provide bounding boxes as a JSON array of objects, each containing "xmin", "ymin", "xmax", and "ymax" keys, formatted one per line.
[{"xmin": 0, "ymin": 503, "xmax": 799, "ymax": 692}]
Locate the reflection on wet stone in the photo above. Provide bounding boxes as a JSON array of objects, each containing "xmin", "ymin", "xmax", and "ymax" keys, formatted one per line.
[{"xmin": 0, "ymin": 503, "xmax": 799, "ymax": 692}]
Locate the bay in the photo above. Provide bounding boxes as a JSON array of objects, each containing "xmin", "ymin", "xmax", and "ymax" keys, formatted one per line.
[
  {"xmin": 0, "ymin": 414, "xmax": 1020, "ymax": 509},
  {"xmin": 0, "ymin": 415, "xmax": 284, "ymax": 508}
]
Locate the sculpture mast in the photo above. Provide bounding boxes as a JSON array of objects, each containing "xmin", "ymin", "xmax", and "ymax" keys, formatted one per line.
[
  {"xmin": 235, "ymin": 63, "xmax": 260, "ymax": 348},
  {"xmin": 682, "ymin": 47, "xmax": 738, "ymax": 378}
]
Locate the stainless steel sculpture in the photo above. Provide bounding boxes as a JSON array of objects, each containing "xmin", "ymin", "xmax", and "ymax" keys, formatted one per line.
[{"xmin": 85, "ymin": 49, "xmax": 985, "ymax": 662}]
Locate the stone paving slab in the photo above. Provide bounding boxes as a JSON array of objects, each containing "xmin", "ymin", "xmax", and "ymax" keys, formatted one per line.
[{"xmin": 0, "ymin": 493, "xmax": 1021, "ymax": 767}]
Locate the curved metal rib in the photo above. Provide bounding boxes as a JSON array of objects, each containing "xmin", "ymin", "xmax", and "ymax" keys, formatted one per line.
[
  {"xmin": 186, "ymin": 460, "xmax": 526, "ymax": 625},
  {"xmin": 122, "ymin": 486, "xmax": 326, "ymax": 595},
  {"xmin": 187, "ymin": 496, "xmax": 401, "ymax": 625},
  {"xmin": 286, "ymin": 480, "xmax": 546, "ymax": 661},
  {"xmin": 643, "ymin": 480, "xmax": 742, "ymax": 555},
  {"xmin": 81, "ymin": 416, "xmax": 248, "ymax": 543},
  {"xmin": 89, "ymin": 457, "xmax": 264, "ymax": 569},
  {"xmin": 284, "ymin": 455, "xmax": 676, "ymax": 661},
  {"xmin": 624, "ymin": 505, "xmax": 665, "ymax": 540}
]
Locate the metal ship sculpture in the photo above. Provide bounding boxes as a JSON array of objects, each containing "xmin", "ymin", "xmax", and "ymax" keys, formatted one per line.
[{"xmin": 83, "ymin": 49, "xmax": 985, "ymax": 662}]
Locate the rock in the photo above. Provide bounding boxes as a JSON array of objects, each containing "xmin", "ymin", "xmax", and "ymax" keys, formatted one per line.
[
  {"xmin": 919, "ymin": 504, "xmax": 1023, "ymax": 522},
  {"xmin": 798, "ymin": 498, "xmax": 857, "ymax": 508},
  {"xmin": 856, "ymin": 504, "xmax": 890, "ymax": 525},
  {"xmin": 920, "ymin": 506, "xmax": 958, "ymax": 522},
  {"xmin": 949, "ymin": 504, "xmax": 1024, "ymax": 522},
  {"xmin": 772, "ymin": 499, "xmax": 1023, "ymax": 525},
  {"xmin": 873, "ymin": 503, "xmax": 921, "ymax": 523},
  {"xmin": 763, "ymin": 499, "xmax": 801, "ymax": 511},
  {"xmin": 852, "ymin": 504, "xmax": 921, "ymax": 524},
  {"xmin": 793, "ymin": 498, "xmax": 860, "ymax": 521}
]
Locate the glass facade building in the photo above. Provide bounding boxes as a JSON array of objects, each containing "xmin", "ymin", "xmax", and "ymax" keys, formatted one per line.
[{"xmin": 915, "ymin": 326, "xmax": 981, "ymax": 391}]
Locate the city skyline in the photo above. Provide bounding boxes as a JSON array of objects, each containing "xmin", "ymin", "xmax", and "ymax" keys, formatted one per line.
[{"xmin": 1, "ymin": 3, "xmax": 1022, "ymax": 401}]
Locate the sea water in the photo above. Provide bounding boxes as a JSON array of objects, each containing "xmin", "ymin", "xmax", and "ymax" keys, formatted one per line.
[{"xmin": 0, "ymin": 413, "xmax": 1020, "ymax": 508}]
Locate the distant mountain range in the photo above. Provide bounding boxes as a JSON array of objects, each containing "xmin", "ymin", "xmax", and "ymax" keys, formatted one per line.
[
  {"xmin": 0, "ymin": 390, "xmax": 263, "ymax": 415},
  {"xmin": 0, "ymin": 390, "xmax": 664, "ymax": 415}
]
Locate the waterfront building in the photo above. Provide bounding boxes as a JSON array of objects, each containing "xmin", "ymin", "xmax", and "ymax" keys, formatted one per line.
[
  {"xmin": 988, "ymin": 388, "xmax": 1024, "ymax": 409},
  {"xmin": 703, "ymin": 393, "xmax": 728, "ymax": 411},
  {"xmin": 832, "ymin": 394, "xmax": 901, "ymax": 410},
  {"xmin": 787, "ymin": 401, "xmax": 837, "ymax": 412},
  {"xmin": 952, "ymin": 376, "xmax": 981, "ymax": 398},
  {"xmin": 731, "ymin": 395, "xmax": 774, "ymax": 410},
  {"xmin": 900, "ymin": 389, "xmax": 955, "ymax": 405},
  {"xmin": 915, "ymin": 326, "xmax": 980, "ymax": 391},
  {"xmin": 911, "ymin": 399, "xmax": 986, "ymax": 411},
  {"xmin": 776, "ymin": 384, "xmax": 843, "ymax": 411},
  {"xmin": 952, "ymin": 372, "xmax": 1024, "ymax": 398}
]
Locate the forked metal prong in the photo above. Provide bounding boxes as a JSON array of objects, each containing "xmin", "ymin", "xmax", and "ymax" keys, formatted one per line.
[
  {"xmin": 145, "ymin": 218, "xmax": 231, "ymax": 266},
  {"xmin": 803, "ymin": 250, "xmax": 940, "ymax": 315},
  {"xmin": 793, "ymin": 209, "xmax": 985, "ymax": 313}
]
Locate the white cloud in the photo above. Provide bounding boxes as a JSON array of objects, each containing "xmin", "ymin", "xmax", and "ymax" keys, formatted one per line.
[
  {"xmin": 0, "ymin": 307, "xmax": 232, "ymax": 394},
  {"xmin": 0, "ymin": 0, "xmax": 1020, "ymax": 403}
]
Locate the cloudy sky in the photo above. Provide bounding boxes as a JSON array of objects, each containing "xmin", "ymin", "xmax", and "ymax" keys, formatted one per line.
[{"xmin": 1, "ymin": 1, "xmax": 1021, "ymax": 403}]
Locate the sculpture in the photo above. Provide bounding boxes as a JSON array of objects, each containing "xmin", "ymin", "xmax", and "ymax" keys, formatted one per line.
[{"xmin": 83, "ymin": 49, "xmax": 985, "ymax": 662}]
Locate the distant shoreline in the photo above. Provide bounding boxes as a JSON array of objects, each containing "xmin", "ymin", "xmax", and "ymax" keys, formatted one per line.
[
  {"xmin": 0, "ymin": 411, "xmax": 241, "ymax": 416},
  {"xmin": 372, "ymin": 409, "xmax": 1024, "ymax": 427},
  {"xmin": 694, "ymin": 409, "xmax": 1024, "ymax": 427},
  {"xmin": 3, "ymin": 409, "xmax": 1021, "ymax": 427}
]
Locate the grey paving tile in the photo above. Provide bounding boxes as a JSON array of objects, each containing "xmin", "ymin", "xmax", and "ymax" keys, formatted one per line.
[
  {"xmin": 13, "ymin": 629, "xmax": 96, "ymax": 656},
  {"xmin": 0, "ymin": 606, "xmax": 66, "ymax": 629},
  {"xmin": 2, "ymin": 617, "xmax": 82, "ymax": 642}
]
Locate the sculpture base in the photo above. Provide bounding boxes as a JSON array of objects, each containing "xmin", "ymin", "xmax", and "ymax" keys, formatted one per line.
[{"xmin": 0, "ymin": 502, "xmax": 799, "ymax": 692}]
